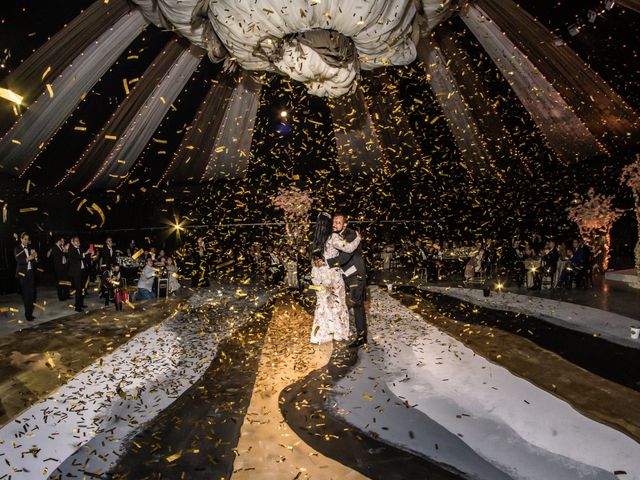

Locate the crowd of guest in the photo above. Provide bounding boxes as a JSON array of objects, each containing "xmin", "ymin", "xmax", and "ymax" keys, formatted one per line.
[
  {"xmin": 11, "ymin": 227, "xmax": 599, "ymax": 323},
  {"xmin": 377, "ymin": 232, "xmax": 594, "ymax": 290},
  {"xmin": 12, "ymin": 233, "xmax": 188, "ymax": 321}
]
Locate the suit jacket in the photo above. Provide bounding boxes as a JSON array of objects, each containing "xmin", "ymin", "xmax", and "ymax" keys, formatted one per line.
[
  {"xmin": 326, "ymin": 227, "xmax": 366, "ymax": 280},
  {"xmin": 544, "ymin": 247, "xmax": 559, "ymax": 272},
  {"xmin": 100, "ymin": 246, "xmax": 116, "ymax": 268},
  {"xmin": 51, "ymin": 244, "xmax": 68, "ymax": 274},
  {"xmin": 68, "ymin": 246, "xmax": 90, "ymax": 277},
  {"xmin": 15, "ymin": 245, "xmax": 36, "ymax": 277},
  {"xmin": 573, "ymin": 245, "xmax": 589, "ymax": 267}
]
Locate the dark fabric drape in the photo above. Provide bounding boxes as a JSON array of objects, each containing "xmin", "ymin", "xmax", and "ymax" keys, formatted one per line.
[
  {"xmin": 0, "ymin": 0, "xmax": 132, "ymax": 135},
  {"xmin": 57, "ymin": 37, "xmax": 203, "ymax": 191},
  {"xmin": 328, "ymin": 88, "xmax": 384, "ymax": 173},
  {"xmin": 462, "ymin": 4, "xmax": 605, "ymax": 163},
  {"xmin": 476, "ymin": 0, "xmax": 640, "ymax": 147},
  {"xmin": 363, "ymin": 70, "xmax": 426, "ymax": 171},
  {"xmin": 201, "ymin": 72, "xmax": 263, "ymax": 181},
  {"xmin": 416, "ymin": 39, "xmax": 489, "ymax": 177},
  {"xmin": 0, "ymin": 11, "xmax": 147, "ymax": 177},
  {"xmin": 431, "ymin": 30, "xmax": 519, "ymax": 173},
  {"xmin": 160, "ymin": 70, "xmax": 238, "ymax": 184}
]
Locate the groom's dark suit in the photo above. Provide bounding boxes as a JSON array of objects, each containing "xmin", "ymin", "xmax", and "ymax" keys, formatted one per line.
[{"xmin": 327, "ymin": 227, "xmax": 367, "ymax": 342}]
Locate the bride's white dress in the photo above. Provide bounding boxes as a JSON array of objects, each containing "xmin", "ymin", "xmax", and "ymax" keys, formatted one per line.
[{"xmin": 310, "ymin": 232, "xmax": 361, "ymax": 344}]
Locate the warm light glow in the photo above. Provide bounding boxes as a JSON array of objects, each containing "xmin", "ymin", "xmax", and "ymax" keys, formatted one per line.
[
  {"xmin": 495, "ymin": 282, "xmax": 504, "ymax": 290},
  {"xmin": 0, "ymin": 87, "xmax": 23, "ymax": 105},
  {"xmin": 280, "ymin": 110, "xmax": 288, "ymax": 118}
]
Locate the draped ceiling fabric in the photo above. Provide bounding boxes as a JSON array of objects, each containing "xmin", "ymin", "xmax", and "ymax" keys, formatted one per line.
[
  {"xmin": 57, "ymin": 38, "xmax": 204, "ymax": 191},
  {"xmin": 364, "ymin": 71, "xmax": 427, "ymax": 170},
  {"xmin": 160, "ymin": 70, "xmax": 238, "ymax": 185},
  {"xmin": 475, "ymin": 0, "xmax": 640, "ymax": 148},
  {"xmin": 432, "ymin": 29, "xmax": 523, "ymax": 173},
  {"xmin": 0, "ymin": 11, "xmax": 147, "ymax": 177},
  {"xmin": 0, "ymin": 0, "xmax": 132, "ymax": 136},
  {"xmin": 416, "ymin": 39, "xmax": 490, "ymax": 178},
  {"xmin": 329, "ymin": 89, "xmax": 385, "ymax": 173},
  {"xmin": 461, "ymin": 4, "xmax": 606, "ymax": 164},
  {"xmin": 200, "ymin": 72, "xmax": 263, "ymax": 181},
  {"xmin": 132, "ymin": 0, "xmax": 453, "ymax": 98}
]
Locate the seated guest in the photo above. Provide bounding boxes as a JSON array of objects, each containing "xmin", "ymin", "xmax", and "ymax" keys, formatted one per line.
[
  {"xmin": 572, "ymin": 238, "xmax": 591, "ymax": 285},
  {"xmin": 558, "ymin": 248, "xmax": 576, "ymax": 288},
  {"xmin": 542, "ymin": 240, "xmax": 559, "ymax": 277},
  {"xmin": 136, "ymin": 257, "xmax": 156, "ymax": 300},
  {"xmin": 99, "ymin": 237, "xmax": 116, "ymax": 271},
  {"xmin": 101, "ymin": 263, "xmax": 123, "ymax": 309},
  {"xmin": 166, "ymin": 256, "xmax": 180, "ymax": 295},
  {"xmin": 126, "ymin": 240, "xmax": 137, "ymax": 257}
]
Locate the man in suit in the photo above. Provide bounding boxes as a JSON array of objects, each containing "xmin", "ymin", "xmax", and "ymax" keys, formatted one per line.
[
  {"xmin": 325, "ymin": 213, "xmax": 368, "ymax": 348},
  {"xmin": 68, "ymin": 235, "xmax": 92, "ymax": 312},
  {"xmin": 15, "ymin": 232, "xmax": 38, "ymax": 322},
  {"xmin": 99, "ymin": 237, "xmax": 117, "ymax": 270},
  {"xmin": 51, "ymin": 236, "xmax": 70, "ymax": 301}
]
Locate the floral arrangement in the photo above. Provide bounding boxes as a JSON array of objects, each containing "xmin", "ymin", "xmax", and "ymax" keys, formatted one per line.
[
  {"xmin": 273, "ymin": 185, "xmax": 314, "ymax": 255},
  {"xmin": 566, "ymin": 188, "xmax": 622, "ymax": 270},
  {"xmin": 621, "ymin": 154, "xmax": 640, "ymax": 274}
]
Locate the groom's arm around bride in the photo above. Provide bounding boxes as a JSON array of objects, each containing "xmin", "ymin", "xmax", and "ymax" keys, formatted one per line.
[{"xmin": 325, "ymin": 219, "xmax": 368, "ymax": 347}]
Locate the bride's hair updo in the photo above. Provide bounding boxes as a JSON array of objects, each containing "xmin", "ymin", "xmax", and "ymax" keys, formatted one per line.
[{"xmin": 311, "ymin": 212, "xmax": 333, "ymax": 262}]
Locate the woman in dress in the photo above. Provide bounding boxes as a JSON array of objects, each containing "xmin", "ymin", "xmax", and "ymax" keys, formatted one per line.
[
  {"xmin": 310, "ymin": 213, "xmax": 361, "ymax": 344},
  {"xmin": 166, "ymin": 256, "xmax": 180, "ymax": 294},
  {"xmin": 191, "ymin": 237, "xmax": 210, "ymax": 288}
]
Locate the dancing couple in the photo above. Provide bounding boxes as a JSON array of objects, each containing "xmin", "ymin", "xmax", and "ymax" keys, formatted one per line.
[{"xmin": 310, "ymin": 212, "xmax": 367, "ymax": 348}]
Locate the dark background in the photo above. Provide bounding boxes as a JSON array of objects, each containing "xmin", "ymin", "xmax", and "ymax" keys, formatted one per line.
[{"xmin": 0, "ymin": 0, "xmax": 638, "ymax": 292}]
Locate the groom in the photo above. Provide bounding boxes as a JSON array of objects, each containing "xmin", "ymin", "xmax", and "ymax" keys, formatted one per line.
[{"xmin": 326, "ymin": 213, "xmax": 367, "ymax": 348}]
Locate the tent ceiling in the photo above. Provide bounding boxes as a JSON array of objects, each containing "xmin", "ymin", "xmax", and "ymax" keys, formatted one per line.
[{"xmin": 0, "ymin": 0, "xmax": 638, "ymax": 190}]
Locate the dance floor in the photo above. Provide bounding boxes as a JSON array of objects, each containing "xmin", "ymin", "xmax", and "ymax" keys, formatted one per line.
[{"xmin": 0, "ymin": 279, "xmax": 639, "ymax": 480}]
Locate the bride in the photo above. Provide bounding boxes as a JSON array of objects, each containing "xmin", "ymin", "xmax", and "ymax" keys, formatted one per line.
[{"xmin": 310, "ymin": 212, "xmax": 361, "ymax": 344}]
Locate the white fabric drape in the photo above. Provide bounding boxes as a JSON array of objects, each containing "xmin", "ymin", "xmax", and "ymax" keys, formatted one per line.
[
  {"xmin": 476, "ymin": 0, "xmax": 640, "ymax": 148},
  {"xmin": 201, "ymin": 72, "xmax": 262, "ymax": 181},
  {"xmin": 130, "ymin": 0, "xmax": 227, "ymax": 62},
  {"xmin": 131, "ymin": 0, "xmax": 453, "ymax": 97},
  {"xmin": 57, "ymin": 38, "xmax": 204, "ymax": 191},
  {"xmin": 0, "ymin": 11, "xmax": 147, "ymax": 177},
  {"xmin": 462, "ymin": 4, "xmax": 605, "ymax": 163},
  {"xmin": 160, "ymin": 70, "xmax": 238, "ymax": 184},
  {"xmin": 417, "ymin": 39, "xmax": 490, "ymax": 177},
  {"xmin": 329, "ymin": 88, "xmax": 384, "ymax": 173}
]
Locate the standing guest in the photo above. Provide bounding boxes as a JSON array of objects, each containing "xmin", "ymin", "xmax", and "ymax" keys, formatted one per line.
[
  {"xmin": 99, "ymin": 237, "xmax": 116, "ymax": 270},
  {"xmin": 15, "ymin": 232, "xmax": 38, "ymax": 322},
  {"xmin": 166, "ymin": 256, "xmax": 180, "ymax": 295},
  {"xmin": 265, "ymin": 245, "xmax": 283, "ymax": 284},
  {"xmin": 68, "ymin": 236, "xmax": 92, "ymax": 312},
  {"xmin": 137, "ymin": 256, "xmax": 157, "ymax": 300},
  {"xmin": 51, "ymin": 236, "xmax": 70, "ymax": 301},
  {"xmin": 191, "ymin": 237, "xmax": 210, "ymax": 288}
]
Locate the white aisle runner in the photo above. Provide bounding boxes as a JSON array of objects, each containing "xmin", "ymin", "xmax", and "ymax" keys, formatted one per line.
[{"xmin": 332, "ymin": 288, "xmax": 640, "ymax": 480}]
